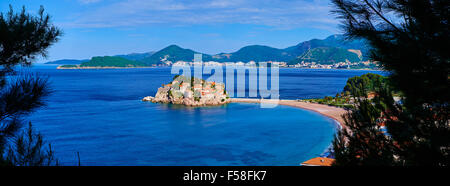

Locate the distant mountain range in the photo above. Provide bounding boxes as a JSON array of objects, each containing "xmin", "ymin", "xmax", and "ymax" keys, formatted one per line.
[
  {"xmin": 115, "ymin": 52, "xmax": 156, "ymax": 61},
  {"xmin": 45, "ymin": 52, "xmax": 155, "ymax": 65},
  {"xmin": 48, "ymin": 34, "xmax": 370, "ymax": 66},
  {"xmin": 45, "ymin": 59, "xmax": 89, "ymax": 64}
]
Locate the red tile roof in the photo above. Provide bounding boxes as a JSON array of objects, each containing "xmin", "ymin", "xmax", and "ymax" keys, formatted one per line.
[{"xmin": 301, "ymin": 157, "xmax": 335, "ymax": 166}]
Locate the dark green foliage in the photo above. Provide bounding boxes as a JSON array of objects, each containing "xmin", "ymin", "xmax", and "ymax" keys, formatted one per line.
[
  {"xmin": 0, "ymin": 75, "xmax": 55, "ymax": 166},
  {"xmin": 333, "ymin": 86, "xmax": 398, "ymax": 166},
  {"xmin": 343, "ymin": 73, "xmax": 387, "ymax": 96},
  {"xmin": 303, "ymin": 96, "xmax": 353, "ymax": 109},
  {"xmin": 5, "ymin": 123, "xmax": 57, "ymax": 166},
  {"xmin": 0, "ymin": 5, "xmax": 60, "ymax": 166},
  {"xmin": 303, "ymin": 73, "xmax": 385, "ymax": 108},
  {"xmin": 59, "ymin": 64, "xmax": 78, "ymax": 68},
  {"xmin": 331, "ymin": 0, "xmax": 450, "ymax": 166},
  {"xmin": 333, "ymin": 78, "xmax": 398, "ymax": 166},
  {"xmin": 80, "ymin": 56, "xmax": 148, "ymax": 67},
  {"xmin": 0, "ymin": 74, "xmax": 50, "ymax": 117},
  {"xmin": 0, "ymin": 5, "xmax": 62, "ymax": 70}
]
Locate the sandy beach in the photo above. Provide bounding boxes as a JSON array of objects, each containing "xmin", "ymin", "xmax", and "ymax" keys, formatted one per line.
[{"xmin": 230, "ymin": 98, "xmax": 347, "ymax": 129}]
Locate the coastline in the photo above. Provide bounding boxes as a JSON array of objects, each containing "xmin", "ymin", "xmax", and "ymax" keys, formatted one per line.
[
  {"xmin": 230, "ymin": 98, "xmax": 347, "ymax": 162},
  {"xmin": 52, "ymin": 64, "xmax": 381, "ymax": 71},
  {"xmin": 56, "ymin": 66, "xmax": 155, "ymax": 69},
  {"xmin": 279, "ymin": 67, "xmax": 384, "ymax": 71},
  {"xmin": 230, "ymin": 98, "xmax": 347, "ymax": 129}
]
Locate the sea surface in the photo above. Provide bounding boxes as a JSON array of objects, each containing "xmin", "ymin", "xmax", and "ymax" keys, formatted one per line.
[{"xmin": 21, "ymin": 64, "xmax": 385, "ymax": 165}]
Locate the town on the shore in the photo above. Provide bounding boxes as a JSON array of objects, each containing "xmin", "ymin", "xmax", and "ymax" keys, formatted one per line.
[{"xmin": 153, "ymin": 60, "xmax": 380, "ymax": 70}]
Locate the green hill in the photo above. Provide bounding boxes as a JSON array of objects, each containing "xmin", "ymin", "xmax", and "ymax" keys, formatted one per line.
[
  {"xmin": 140, "ymin": 45, "xmax": 213, "ymax": 65},
  {"xmin": 54, "ymin": 34, "xmax": 372, "ymax": 67},
  {"xmin": 80, "ymin": 56, "xmax": 148, "ymax": 67},
  {"xmin": 212, "ymin": 45, "xmax": 293, "ymax": 62},
  {"xmin": 289, "ymin": 47, "xmax": 362, "ymax": 65},
  {"xmin": 138, "ymin": 35, "xmax": 369, "ymax": 64},
  {"xmin": 115, "ymin": 52, "xmax": 155, "ymax": 61},
  {"xmin": 284, "ymin": 35, "xmax": 370, "ymax": 61},
  {"xmin": 211, "ymin": 35, "xmax": 368, "ymax": 63}
]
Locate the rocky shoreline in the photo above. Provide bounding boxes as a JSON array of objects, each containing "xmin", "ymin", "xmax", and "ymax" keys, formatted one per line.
[{"xmin": 142, "ymin": 75, "xmax": 230, "ymax": 106}]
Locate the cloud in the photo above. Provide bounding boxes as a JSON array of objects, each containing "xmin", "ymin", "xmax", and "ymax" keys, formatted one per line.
[
  {"xmin": 64, "ymin": 0, "xmax": 338, "ymax": 31},
  {"xmin": 78, "ymin": 0, "xmax": 102, "ymax": 4}
]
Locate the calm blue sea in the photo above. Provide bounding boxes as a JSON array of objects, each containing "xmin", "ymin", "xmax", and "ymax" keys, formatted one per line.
[{"xmin": 21, "ymin": 64, "xmax": 385, "ymax": 165}]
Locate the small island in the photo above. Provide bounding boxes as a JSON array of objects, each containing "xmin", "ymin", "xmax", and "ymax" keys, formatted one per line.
[
  {"xmin": 57, "ymin": 56, "xmax": 150, "ymax": 69},
  {"xmin": 142, "ymin": 75, "xmax": 230, "ymax": 106}
]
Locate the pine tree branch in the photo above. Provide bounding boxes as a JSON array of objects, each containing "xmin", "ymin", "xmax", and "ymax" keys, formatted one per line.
[{"xmin": 363, "ymin": 0, "xmax": 401, "ymax": 32}]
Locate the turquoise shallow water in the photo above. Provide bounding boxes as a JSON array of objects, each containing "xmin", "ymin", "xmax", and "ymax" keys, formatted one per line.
[{"xmin": 23, "ymin": 65, "xmax": 384, "ymax": 165}]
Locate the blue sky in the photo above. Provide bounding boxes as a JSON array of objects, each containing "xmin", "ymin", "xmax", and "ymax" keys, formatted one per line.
[{"xmin": 1, "ymin": 0, "xmax": 341, "ymax": 62}]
